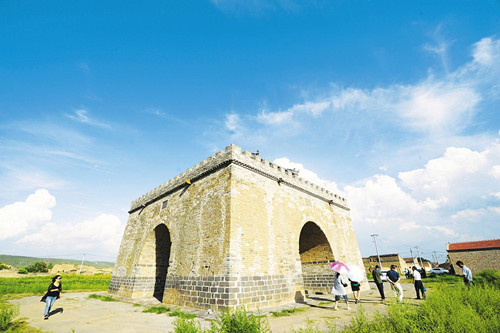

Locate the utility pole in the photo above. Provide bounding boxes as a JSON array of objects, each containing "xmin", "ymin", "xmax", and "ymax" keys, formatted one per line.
[
  {"xmin": 410, "ymin": 248, "xmax": 415, "ymax": 266},
  {"xmin": 79, "ymin": 253, "xmax": 85, "ymax": 275},
  {"xmin": 370, "ymin": 234, "xmax": 383, "ymax": 269},
  {"xmin": 433, "ymin": 251, "xmax": 439, "ymax": 265},
  {"xmin": 415, "ymin": 246, "xmax": 424, "ymax": 268}
]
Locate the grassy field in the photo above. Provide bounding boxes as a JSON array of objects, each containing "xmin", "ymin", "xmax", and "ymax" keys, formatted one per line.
[
  {"xmin": 0, "ymin": 274, "xmax": 112, "ymax": 332},
  {"xmin": 0, "ymin": 274, "xmax": 111, "ymax": 298}
]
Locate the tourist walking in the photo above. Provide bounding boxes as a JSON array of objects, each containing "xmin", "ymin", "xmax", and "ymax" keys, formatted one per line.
[
  {"xmin": 41, "ymin": 275, "xmax": 62, "ymax": 319},
  {"xmin": 412, "ymin": 266, "xmax": 425, "ymax": 299},
  {"xmin": 349, "ymin": 278, "xmax": 361, "ymax": 304},
  {"xmin": 331, "ymin": 272, "xmax": 350, "ymax": 310},
  {"xmin": 372, "ymin": 265, "xmax": 385, "ymax": 301},
  {"xmin": 456, "ymin": 261, "xmax": 473, "ymax": 288},
  {"xmin": 387, "ymin": 265, "xmax": 403, "ymax": 301}
]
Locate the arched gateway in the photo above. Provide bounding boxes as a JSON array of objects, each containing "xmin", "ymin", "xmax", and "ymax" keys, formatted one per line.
[{"xmin": 110, "ymin": 144, "xmax": 365, "ymax": 310}]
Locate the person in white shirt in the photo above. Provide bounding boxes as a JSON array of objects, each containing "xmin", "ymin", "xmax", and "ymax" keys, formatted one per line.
[
  {"xmin": 411, "ymin": 266, "xmax": 425, "ymax": 299},
  {"xmin": 331, "ymin": 272, "xmax": 351, "ymax": 310},
  {"xmin": 456, "ymin": 261, "xmax": 473, "ymax": 288}
]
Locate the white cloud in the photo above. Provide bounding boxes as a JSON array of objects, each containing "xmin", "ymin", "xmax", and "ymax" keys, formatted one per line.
[
  {"xmin": 257, "ymin": 109, "xmax": 294, "ymax": 125},
  {"xmin": 66, "ymin": 109, "xmax": 112, "ymax": 129},
  {"xmin": 398, "ymin": 144, "xmax": 500, "ymax": 207},
  {"xmin": 272, "ymin": 157, "xmax": 342, "ymax": 195},
  {"xmin": 0, "ymin": 189, "xmax": 56, "ymax": 240},
  {"xmin": 17, "ymin": 213, "xmax": 125, "ymax": 256},
  {"xmin": 399, "ymin": 82, "xmax": 480, "ymax": 133},
  {"xmin": 272, "ymin": 140, "xmax": 500, "ymax": 255},
  {"xmin": 225, "ymin": 113, "xmax": 241, "ymax": 131},
  {"xmin": 490, "ymin": 165, "xmax": 500, "ymax": 179},
  {"xmin": 226, "ymin": 36, "xmax": 500, "ymax": 145},
  {"xmin": 472, "ymin": 37, "xmax": 500, "ymax": 67}
]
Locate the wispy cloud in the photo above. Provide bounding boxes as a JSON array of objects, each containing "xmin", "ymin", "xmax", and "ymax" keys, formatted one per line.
[
  {"xmin": 423, "ymin": 24, "xmax": 454, "ymax": 74},
  {"xmin": 143, "ymin": 108, "xmax": 189, "ymax": 126},
  {"xmin": 224, "ymin": 36, "xmax": 499, "ymax": 143},
  {"xmin": 211, "ymin": 0, "xmax": 300, "ymax": 14},
  {"xmin": 17, "ymin": 212, "xmax": 125, "ymax": 256},
  {"xmin": 66, "ymin": 109, "xmax": 112, "ymax": 129},
  {"xmin": 76, "ymin": 61, "xmax": 91, "ymax": 75}
]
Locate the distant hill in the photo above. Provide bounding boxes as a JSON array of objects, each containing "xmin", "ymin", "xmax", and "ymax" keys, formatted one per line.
[{"xmin": 0, "ymin": 254, "xmax": 114, "ymax": 269}]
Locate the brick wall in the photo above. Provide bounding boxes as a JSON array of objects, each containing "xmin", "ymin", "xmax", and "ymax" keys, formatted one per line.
[
  {"xmin": 110, "ymin": 144, "xmax": 365, "ymax": 310},
  {"xmin": 448, "ymin": 249, "xmax": 500, "ymax": 275}
]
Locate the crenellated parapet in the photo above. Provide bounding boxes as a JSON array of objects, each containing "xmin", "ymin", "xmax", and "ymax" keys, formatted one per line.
[{"xmin": 129, "ymin": 144, "xmax": 348, "ymax": 213}]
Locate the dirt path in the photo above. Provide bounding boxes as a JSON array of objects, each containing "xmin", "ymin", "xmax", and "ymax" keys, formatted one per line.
[{"xmin": 10, "ymin": 282, "xmax": 418, "ymax": 333}]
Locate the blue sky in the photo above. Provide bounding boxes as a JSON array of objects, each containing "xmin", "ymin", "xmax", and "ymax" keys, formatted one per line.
[{"xmin": 1, "ymin": 1, "xmax": 499, "ymax": 264}]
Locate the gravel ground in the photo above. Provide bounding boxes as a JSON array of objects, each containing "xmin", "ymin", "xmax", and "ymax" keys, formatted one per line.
[{"xmin": 10, "ymin": 281, "xmax": 419, "ymax": 333}]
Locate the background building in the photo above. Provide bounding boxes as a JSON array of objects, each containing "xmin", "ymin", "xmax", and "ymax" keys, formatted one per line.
[{"xmin": 447, "ymin": 239, "xmax": 500, "ymax": 275}]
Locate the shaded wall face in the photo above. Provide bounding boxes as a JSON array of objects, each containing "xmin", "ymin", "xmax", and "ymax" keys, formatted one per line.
[
  {"xmin": 110, "ymin": 169, "xmax": 232, "ymax": 308},
  {"xmin": 299, "ymin": 222, "xmax": 335, "ymax": 293},
  {"xmin": 153, "ymin": 225, "xmax": 171, "ymax": 301}
]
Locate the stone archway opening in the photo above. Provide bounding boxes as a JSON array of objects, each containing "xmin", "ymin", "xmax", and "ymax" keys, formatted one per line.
[
  {"xmin": 153, "ymin": 224, "xmax": 172, "ymax": 301},
  {"xmin": 299, "ymin": 221, "xmax": 335, "ymax": 294}
]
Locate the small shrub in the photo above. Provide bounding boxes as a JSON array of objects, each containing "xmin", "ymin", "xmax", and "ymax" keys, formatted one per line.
[
  {"xmin": 0, "ymin": 264, "xmax": 9, "ymax": 271},
  {"xmin": 25, "ymin": 262, "xmax": 50, "ymax": 273},
  {"xmin": 208, "ymin": 307, "xmax": 270, "ymax": 333},
  {"xmin": 475, "ymin": 269, "xmax": 500, "ymax": 289},
  {"xmin": 169, "ymin": 310, "xmax": 196, "ymax": 319},
  {"xmin": 340, "ymin": 283, "xmax": 500, "ymax": 333},
  {"xmin": 17, "ymin": 268, "xmax": 28, "ymax": 275},
  {"xmin": 142, "ymin": 305, "xmax": 171, "ymax": 314},
  {"xmin": 87, "ymin": 294, "xmax": 117, "ymax": 302},
  {"xmin": 0, "ymin": 304, "xmax": 19, "ymax": 331},
  {"xmin": 270, "ymin": 307, "xmax": 307, "ymax": 317},
  {"xmin": 173, "ymin": 317, "xmax": 203, "ymax": 333}
]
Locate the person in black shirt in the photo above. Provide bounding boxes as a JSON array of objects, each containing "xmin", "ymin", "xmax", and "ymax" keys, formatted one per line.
[
  {"xmin": 386, "ymin": 265, "xmax": 403, "ymax": 301},
  {"xmin": 41, "ymin": 275, "xmax": 62, "ymax": 319},
  {"xmin": 372, "ymin": 265, "xmax": 385, "ymax": 301}
]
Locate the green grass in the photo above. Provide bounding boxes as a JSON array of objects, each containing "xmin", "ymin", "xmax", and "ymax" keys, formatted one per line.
[
  {"xmin": 0, "ymin": 274, "xmax": 111, "ymax": 297},
  {"xmin": 169, "ymin": 310, "xmax": 197, "ymax": 319},
  {"xmin": 173, "ymin": 317, "xmax": 203, "ymax": 333},
  {"xmin": 270, "ymin": 307, "xmax": 307, "ymax": 317},
  {"xmin": 87, "ymin": 294, "xmax": 118, "ymax": 302},
  {"xmin": 142, "ymin": 305, "xmax": 171, "ymax": 314},
  {"xmin": 172, "ymin": 307, "xmax": 271, "ymax": 333},
  {"xmin": 342, "ymin": 284, "xmax": 500, "ymax": 332},
  {"xmin": 0, "ymin": 302, "xmax": 45, "ymax": 332}
]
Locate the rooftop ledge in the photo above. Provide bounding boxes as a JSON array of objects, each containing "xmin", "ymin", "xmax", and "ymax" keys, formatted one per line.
[{"xmin": 129, "ymin": 144, "xmax": 349, "ymax": 213}]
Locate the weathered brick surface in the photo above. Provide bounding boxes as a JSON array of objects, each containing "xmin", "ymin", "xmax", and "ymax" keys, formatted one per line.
[
  {"xmin": 110, "ymin": 144, "xmax": 365, "ymax": 310},
  {"xmin": 448, "ymin": 249, "xmax": 500, "ymax": 275}
]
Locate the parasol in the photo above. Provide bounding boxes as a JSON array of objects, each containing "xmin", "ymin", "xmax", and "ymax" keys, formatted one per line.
[
  {"xmin": 330, "ymin": 261, "xmax": 349, "ymax": 275},
  {"xmin": 347, "ymin": 264, "xmax": 364, "ymax": 282}
]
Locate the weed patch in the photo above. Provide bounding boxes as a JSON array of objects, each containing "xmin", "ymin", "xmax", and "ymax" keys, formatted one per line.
[
  {"xmin": 87, "ymin": 294, "xmax": 117, "ymax": 302},
  {"xmin": 270, "ymin": 307, "xmax": 307, "ymax": 317},
  {"xmin": 208, "ymin": 307, "xmax": 270, "ymax": 333},
  {"xmin": 169, "ymin": 310, "xmax": 196, "ymax": 319},
  {"xmin": 142, "ymin": 305, "xmax": 171, "ymax": 314},
  {"xmin": 173, "ymin": 317, "xmax": 203, "ymax": 333}
]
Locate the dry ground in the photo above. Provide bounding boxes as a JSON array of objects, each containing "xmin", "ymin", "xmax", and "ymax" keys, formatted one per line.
[{"xmin": 10, "ymin": 281, "xmax": 418, "ymax": 333}]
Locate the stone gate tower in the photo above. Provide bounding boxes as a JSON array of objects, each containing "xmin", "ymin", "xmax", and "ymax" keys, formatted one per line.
[{"xmin": 110, "ymin": 144, "xmax": 365, "ymax": 310}]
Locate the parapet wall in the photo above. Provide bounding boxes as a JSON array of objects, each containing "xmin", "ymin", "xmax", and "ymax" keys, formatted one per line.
[{"xmin": 130, "ymin": 144, "xmax": 348, "ymax": 213}]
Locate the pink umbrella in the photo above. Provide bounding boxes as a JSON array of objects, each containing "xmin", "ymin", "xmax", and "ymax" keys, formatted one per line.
[{"xmin": 330, "ymin": 261, "xmax": 349, "ymax": 275}]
